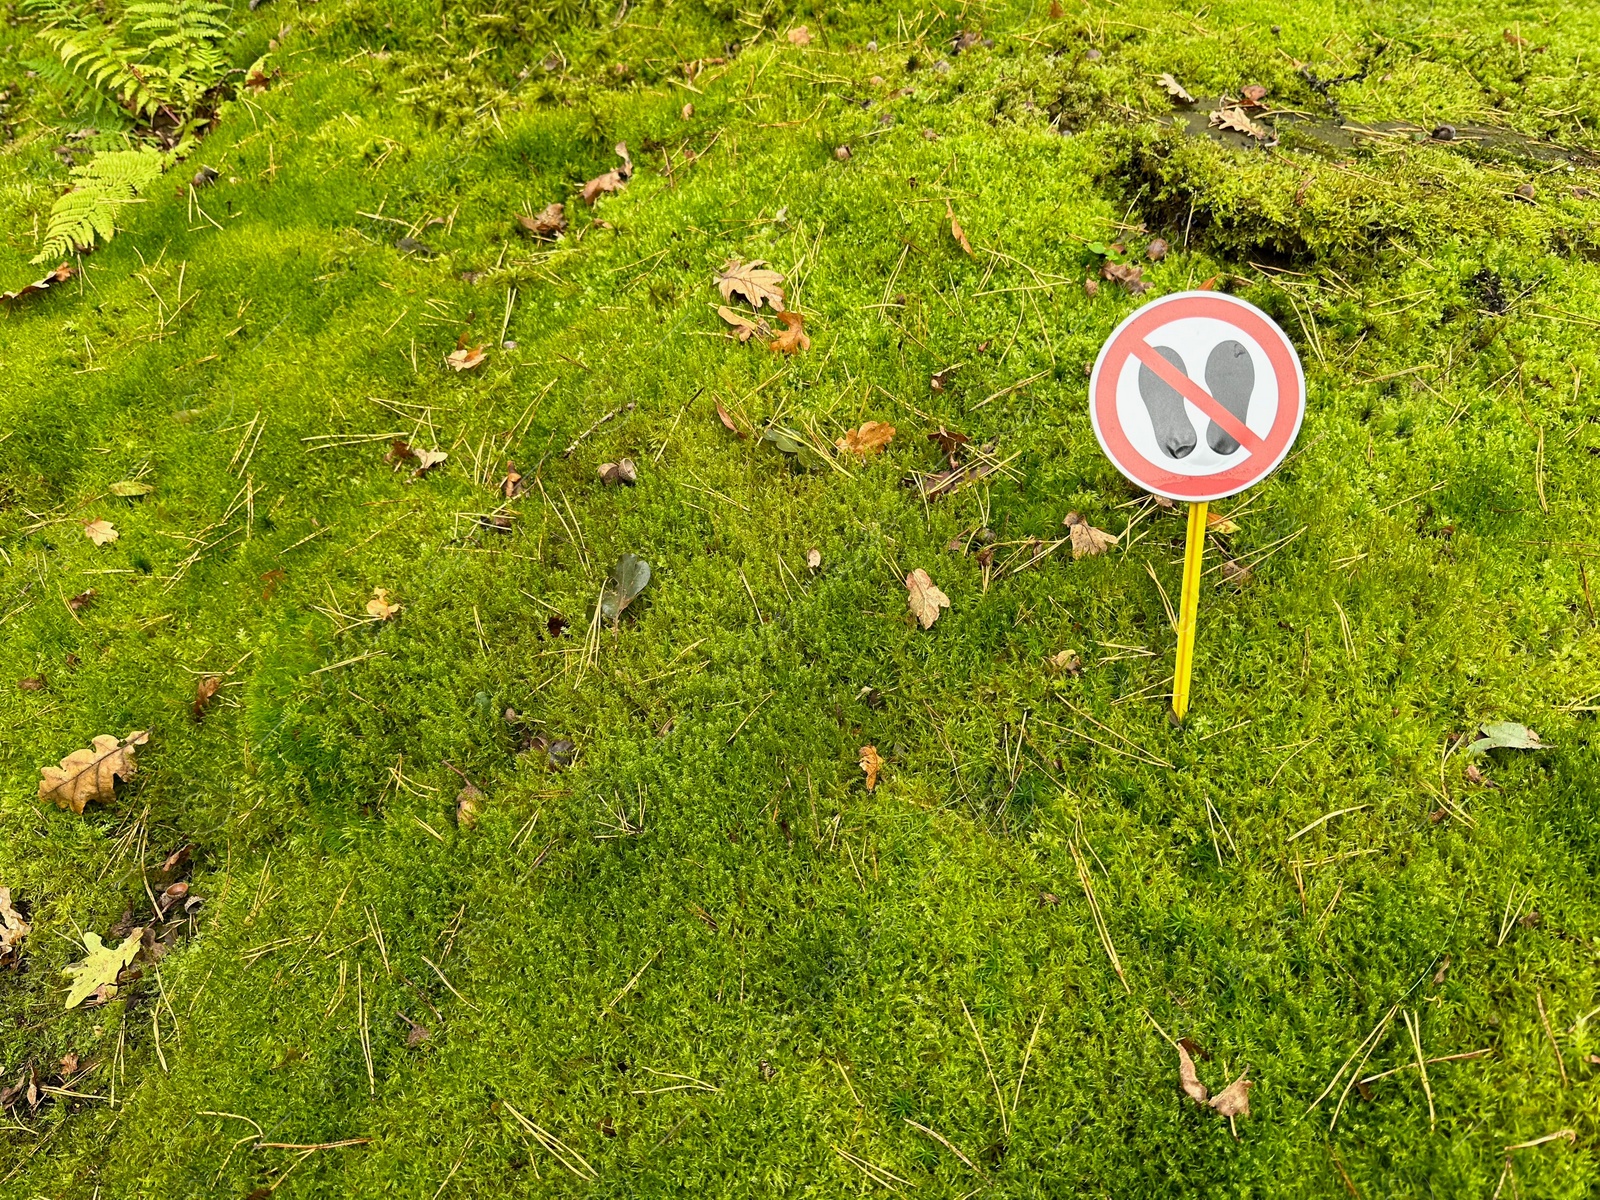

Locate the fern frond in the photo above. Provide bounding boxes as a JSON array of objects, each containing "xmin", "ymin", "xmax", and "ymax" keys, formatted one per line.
[{"xmin": 32, "ymin": 147, "xmax": 168, "ymax": 263}]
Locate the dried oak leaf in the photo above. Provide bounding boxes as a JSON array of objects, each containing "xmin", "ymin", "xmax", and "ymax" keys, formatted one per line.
[
  {"xmin": 769, "ymin": 310, "xmax": 811, "ymax": 355},
  {"xmin": 367, "ymin": 588, "xmax": 401, "ymax": 620},
  {"xmin": 947, "ymin": 200, "xmax": 974, "ymax": 256},
  {"xmin": 83, "ymin": 519, "xmax": 118, "ymax": 546},
  {"xmin": 717, "ymin": 305, "xmax": 765, "ymax": 343},
  {"xmin": 0, "ymin": 888, "xmax": 29, "ymax": 962},
  {"xmin": 905, "ymin": 568, "xmax": 950, "ymax": 629},
  {"xmin": 1101, "ymin": 261, "xmax": 1151, "ymax": 295},
  {"xmin": 1178, "ymin": 1042, "xmax": 1209, "ymax": 1105},
  {"xmin": 1063, "ymin": 511, "xmax": 1119, "ymax": 558},
  {"xmin": 62, "ymin": 930, "xmax": 143, "ymax": 1009},
  {"xmin": 859, "ymin": 745, "xmax": 881, "ymax": 791},
  {"xmin": 39, "ymin": 731, "xmax": 149, "ymax": 814},
  {"xmin": 446, "ymin": 345, "xmax": 487, "ymax": 372},
  {"xmin": 597, "ymin": 458, "xmax": 638, "ymax": 486},
  {"xmin": 716, "ymin": 259, "xmax": 786, "ymax": 311},
  {"xmin": 1206, "ymin": 511, "xmax": 1241, "ymax": 534},
  {"xmin": 836, "ymin": 420, "xmax": 896, "ymax": 456},
  {"xmin": 192, "ymin": 675, "xmax": 222, "ymax": 721},
  {"xmin": 1156, "ymin": 73, "xmax": 1193, "ymax": 104},
  {"xmin": 786, "ymin": 24, "xmax": 811, "ymax": 45},
  {"xmin": 0, "ymin": 263, "xmax": 74, "ymax": 306},
  {"xmin": 1209, "ymin": 1072, "xmax": 1253, "ymax": 1130},
  {"xmin": 1210, "ymin": 106, "xmax": 1269, "ymax": 139},
  {"xmin": 517, "ymin": 202, "xmax": 567, "ymax": 238},
  {"xmin": 582, "ymin": 142, "xmax": 633, "ymax": 206}
]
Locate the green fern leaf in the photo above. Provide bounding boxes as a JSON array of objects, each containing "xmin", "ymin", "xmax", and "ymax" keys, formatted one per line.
[{"xmin": 33, "ymin": 147, "xmax": 168, "ymax": 264}]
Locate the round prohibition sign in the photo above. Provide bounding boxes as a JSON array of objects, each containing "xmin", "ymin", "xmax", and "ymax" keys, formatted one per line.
[{"xmin": 1089, "ymin": 291, "xmax": 1306, "ymax": 502}]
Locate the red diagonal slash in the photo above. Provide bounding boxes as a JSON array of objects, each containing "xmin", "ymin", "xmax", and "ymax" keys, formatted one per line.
[{"xmin": 1128, "ymin": 340, "xmax": 1267, "ymax": 458}]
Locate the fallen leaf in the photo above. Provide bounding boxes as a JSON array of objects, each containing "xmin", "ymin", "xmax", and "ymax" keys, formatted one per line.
[
  {"xmin": 516, "ymin": 202, "xmax": 567, "ymax": 238},
  {"xmin": 681, "ymin": 103, "xmax": 694, "ymax": 119},
  {"xmin": 412, "ymin": 448, "xmax": 448, "ymax": 476},
  {"xmin": 600, "ymin": 553, "xmax": 652, "ymax": 622},
  {"xmin": 0, "ymin": 263, "xmax": 75, "ymax": 306},
  {"xmin": 717, "ymin": 305, "xmax": 764, "ymax": 343},
  {"xmin": 930, "ymin": 365, "xmax": 959, "ymax": 392},
  {"xmin": 833, "ymin": 145, "xmax": 852, "ymax": 161},
  {"xmin": 1101, "ymin": 261, "xmax": 1151, "ymax": 295},
  {"xmin": 446, "ymin": 345, "xmax": 487, "ymax": 372},
  {"xmin": 716, "ymin": 258, "xmax": 786, "ymax": 311},
  {"xmin": 1433, "ymin": 954, "xmax": 1452, "ymax": 984},
  {"xmin": 1220, "ymin": 559, "xmax": 1252, "ymax": 586},
  {"xmin": 39, "ymin": 731, "xmax": 150, "ymax": 814},
  {"xmin": 786, "ymin": 24, "xmax": 811, "ymax": 45},
  {"xmin": 1177, "ymin": 1042, "xmax": 1209, "ymax": 1104},
  {"xmin": 59, "ymin": 1051, "xmax": 79, "ymax": 1076},
  {"xmin": 582, "ymin": 142, "xmax": 633, "ymax": 206},
  {"xmin": 928, "ymin": 427, "xmax": 970, "ymax": 458},
  {"xmin": 1209, "ymin": 1072, "xmax": 1253, "ymax": 1121},
  {"xmin": 1084, "ymin": 277, "xmax": 1099, "ymax": 297},
  {"xmin": 1206, "ymin": 511, "xmax": 1240, "ymax": 534},
  {"xmin": 905, "ymin": 568, "xmax": 950, "ymax": 629},
  {"xmin": 1240, "ymin": 84, "xmax": 1267, "ymax": 107},
  {"xmin": 806, "ymin": 549, "xmax": 821, "ymax": 571},
  {"xmin": 946, "ymin": 200, "xmax": 974, "ymax": 256},
  {"xmin": 192, "ymin": 675, "xmax": 222, "ymax": 721},
  {"xmin": 1468, "ymin": 721, "xmax": 1544, "ymax": 753},
  {"xmin": 1063, "ymin": 512, "xmax": 1119, "ymax": 558},
  {"xmin": 1210, "ymin": 106, "xmax": 1269, "ymax": 139},
  {"xmin": 1049, "ymin": 0, "xmax": 1063, "ymax": 16},
  {"xmin": 1156, "ymin": 73, "xmax": 1193, "ymax": 103},
  {"xmin": 62, "ymin": 931, "xmax": 143, "ymax": 1009},
  {"xmin": 401, "ymin": 1013, "xmax": 432, "ymax": 1046},
  {"xmin": 547, "ymin": 614, "xmax": 569, "ymax": 638},
  {"xmin": 763, "ymin": 426, "xmax": 824, "ymax": 470},
  {"xmin": 83, "ymin": 519, "xmax": 118, "ymax": 546},
  {"xmin": 456, "ymin": 784, "xmax": 483, "ymax": 828},
  {"xmin": 19, "ymin": 676, "xmax": 45, "ymax": 692},
  {"xmin": 1147, "ymin": 237, "xmax": 1169, "ymax": 261},
  {"xmin": 768, "ymin": 310, "xmax": 811, "ymax": 355},
  {"xmin": 386, "ymin": 439, "xmax": 418, "ymax": 467},
  {"xmin": 108, "ymin": 480, "xmax": 154, "ymax": 498},
  {"xmin": 597, "ymin": 458, "xmax": 638, "ymax": 486},
  {"xmin": 0, "ymin": 888, "xmax": 29, "ymax": 962},
  {"xmin": 1047, "ymin": 649, "xmax": 1083, "ymax": 675},
  {"xmin": 715, "ymin": 403, "xmax": 747, "ymax": 439},
  {"xmin": 68, "ymin": 589, "xmax": 97, "ymax": 613},
  {"xmin": 859, "ymin": 745, "xmax": 881, "ymax": 791},
  {"xmin": 836, "ymin": 421, "xmax": 895, "ymax": 456},
  {"xmin": 367, "ymin": 588, "xmax": 401, "ymax": 620}
]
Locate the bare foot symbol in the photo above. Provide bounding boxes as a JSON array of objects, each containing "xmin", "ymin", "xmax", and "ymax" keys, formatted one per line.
[
  {"xmin": 1136, "ymin": 346, "xmax": 1197, "ymax": 459},
  {"xmin": 1204, "ymin": 340, "xmax": 1254, "ymax": 455}
]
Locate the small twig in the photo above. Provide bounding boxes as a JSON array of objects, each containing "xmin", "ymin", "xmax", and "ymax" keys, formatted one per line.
[
  {"xmin": 1536, "ymin": 991, "xmax": 1569, "ymax": 1087},
  {"xmin": 561, "ymin": 402, "xmax": 635, "ymax": 457}
]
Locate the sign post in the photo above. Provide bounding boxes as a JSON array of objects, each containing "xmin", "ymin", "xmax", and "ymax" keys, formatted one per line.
[{"xmin": 1088, "ymin": 291, "xmax": 1306, "ymax": 722}]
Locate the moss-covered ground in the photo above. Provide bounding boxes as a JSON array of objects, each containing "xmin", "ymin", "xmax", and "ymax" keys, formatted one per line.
[{"xmin": 3, "ymin": 0, "xmax": 1600, "ymax": 1194}]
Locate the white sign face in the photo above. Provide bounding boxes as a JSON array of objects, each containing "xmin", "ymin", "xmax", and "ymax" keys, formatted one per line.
[{"xmin": 1089, "ymin": 291, "xmax": 1307, "ymax": 502}]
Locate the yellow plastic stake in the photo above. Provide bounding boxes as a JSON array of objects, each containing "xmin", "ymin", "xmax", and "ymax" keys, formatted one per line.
[{"xmin": 1172, "ymin": 500, "xmax": 1208, "ymax": 722}]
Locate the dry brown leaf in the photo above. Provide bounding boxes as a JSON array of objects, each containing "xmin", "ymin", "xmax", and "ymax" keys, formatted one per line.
[
  {"xmin": 1101, "ymin": 261, "xmax": 1151, "ymax": 295},
  {"xmin": 39, "ymin": 731, "xmax": 149, "ymax": 815},
  {"xmin": 582, "ymin": 143, "xmax": 633, "ymax": 206},
  {"xmin": 1210, "ymin": 1072, "xmax": 1253, "ymax": 1126},
  {"xmin": 805, "ymin": 548, "xmax": 821, "ymax": 571},
  {"xmin": 502, "ymin": 463, "xmax": 525, "ymax": 499},
  {"xmin": 715, "ymin": 403, "xmax": 747, "ymax": 439},
  {"xmin": 681, "ymin": 103, "xmax": 694, "ymax": 120},
  {"xmin": 930, "ymin": 365, "xmax": 958, "ymax": 392},
  {"xmin": 859, "ymin": 745, "xmax": 881, "ymax": 791},
  {"xmin": 769, "ymin": 310, "xmax": 811, "ymax": 355},
  {"xmin": 83, "ymin": 519, "xmax": 118, "ymax": 546},
  {"xmin": 456, "ymin": 784, "xmax": 484, "ymax": 828},
  {"xmin": 1047, "ymin": 649, "xmax": 1083, "ymax": 675},
  {"xmin": 192, "ymin": 675, "xmax": 222, "ymax": 721},
  {"xmin": 717, "ymin": 305, "xmax": 764, "ymax": 343},
  {"xmin": 1220, "ymin": 559, "xmax": 1252, "ymax": 586},
  {"xmin": 0, "ymin": 888, "xmax": 29, "ymax": 962},
  {"xmin": 412, "ymin": 448, "xmax": 448, "ymax": 476},
  {"xmin": 786, "ymin": 24, "xmax": 811, "ymax": 45},
  {"xmin": 1240, "ymin": 84, "xmax": 1267, "ymax": 107},
  {"xmin": 446, "ymin": 345, "xmax": 487, "ymax": 372},
  {"xmin": 597, "ymin": 458, "xmax": 637, "ymax": 486},
  {"xmin": 1156, "ymin": 73, "xmax": 1193, "ymax": 104},
  {"xmin": 516, "ymin": 202, "xmax": 567, "ymax": 238},
  {"xmin": 927, "ymin": 427, "xmax": 970, "ymax": 458},
  {"xmin": 19, "ymin": 676, "xmax": 46, "ymax": 692},
  {"xmin": 1049, "ymin": 0, "xmax": 1063, "ymax": 16},
  {"xmin": 0, "ymin": 263, "xmax": 74, "ymax": 306},
  {"xmin": 1178, "ymin": 1042, "xmax": 1209, "ymax": 1104},
  {"xmin": 1147, "ymin": 237, "xmax": 1169, "ymax": 261},
  {"xmin": 367, "ymin": 588, "xmax": 401, "ymax": 620},
  {"xmin": 1063, "ymin": 512, "xmax": 1119, "ymax": 558},
  {"xmin": 716, "ymin": 259, "xmax": 786, "ymax": 311},
  {"xmin": 946, "ymin": 200, "xmax": 974, "ymax": 256},
  {"xmin": 68, "ymin": 589, "xmax": 97, "ymax": 613},
  {"xmin": 835, "ymin": 420, "xmax": 896, "ymax": 456},
  {"xmin": 1210, "ymin": 106, "xmax": 1269, "ymax": 139},
  {"xmin": 905, "ymin": 568, "xmax": 950, "ymax": 629},
  {"xmin": 1206, "ymin": 511, "xmax": 1240, "ymax": 534}
]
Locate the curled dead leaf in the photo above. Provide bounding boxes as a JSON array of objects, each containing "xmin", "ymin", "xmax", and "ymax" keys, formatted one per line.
[
  {"xmin": 517, "ymin": 202, "xmax": 567, "ymax": 238},
  {"xmin": 905, "ymin": 568, "xmax": 950, "ymax": 629},
  {"xmin": 786, "ymin": 24, "xmax": 811, "ymax": 45},
  {"xmin": 1, "ymin": 263, "xmax": 75, "ymax": 305},
  {"xmin": 1101, "ymin": 261, "xmax": 1151, "ymax": 295},
  {"xmin": 0, "ymin": 888, "xmax": 29, "ymax": 963},
  {"xmin": 456, "ymin": 784, "xmax": 484, "ymax": 828},
  {"xmin": 927, "ymin": 427, "xmax": 970, "ymax": 458},
  {"xmin": 1047, "ymin": 649, "xmax": 1083, "ymax": 676},
  {"xmin": 769, "ymin": 310, "xmax": 811, "ymax": 355},
  {"xmin": 1156, "ymin": 73, "xmax": 1193, "ymax": 104},
  {"xmin": 717, "ymin": 305, "xmax": 765, "ymax": 343},
  {"xmin": 39, "ymin": 731, "xmax": 150, "ymax": 815},
  {"xmin": 1063, "ymin": 512, "xmax": 1119, "ymax": 558},
  {"xmin": 805, "ymin": 548, "xmax": 821, "ymax": 571},
  {"xmin": 192, "ymin": 675, "xmax": 222, "ymax": 721},
  {"xmin": 835, "ymin": 420, "xmax": 896, "ymax": 456},
  {"xmin": 367, "ymin": 588, "xmax": 401, "ymax": 620},
  {"xmin": 946, "ymin": 200, "xmax": 974, "ymax": 256},
  {"xmin": 68, "ymin": 589, "xmax": 97, "ymax": 613},
  {"xmin": 859, "ymin": 745, "xmax": 881, "ymax": 791},
  {"xmin": 1147, "ymin": 237, "xmax": 1169, "ymax": 261},
  {"xmin": 1240, "ymin": 84, "xmax": 1267, "ymax": 107},
  {"xmin": 582, "ymin": 143, "xmax": 633, "ymax": 206},
  {"xmin": 1178, "ymin": 1042, "xmax": 1209, "ymax": 1105},
  {"xmin": 715, "ymin": 402, "xmax": 747, "ymax": 439},
  {"xmin": 1209, "ymin": 1071, "xmax": 1253, "ymax": 1134},
  {"xmin": 446, "ymin": 345, "xmax": 487, "ymax": 372}
]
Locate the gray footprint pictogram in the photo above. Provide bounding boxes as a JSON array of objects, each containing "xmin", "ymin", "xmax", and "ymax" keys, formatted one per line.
[
  {"xmin": 1203, "ymin": 340, "xmax": 1254, "ymax": 455},
  {"xmin": 1136, "ymin": 346, "xmax": 1197, "ymax": 459}
]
